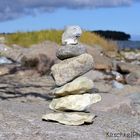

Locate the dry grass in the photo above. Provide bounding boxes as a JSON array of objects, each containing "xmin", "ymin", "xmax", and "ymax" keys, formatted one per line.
[
  {"xmin": 4, "ymin": 30, "xmax": 118, "ymax": 51},
  {"xmin": 80, "ymin": 32, "xmax": 118, "ymax": 52},
  {"xmin": 5, "ymin": 30, "xmax": 63, "ymax": 47}
]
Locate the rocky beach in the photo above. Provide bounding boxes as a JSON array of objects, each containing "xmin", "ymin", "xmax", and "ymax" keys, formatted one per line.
[{"xmin": 0, "ymin": 26, "xmax": 140, "ymax": 139}]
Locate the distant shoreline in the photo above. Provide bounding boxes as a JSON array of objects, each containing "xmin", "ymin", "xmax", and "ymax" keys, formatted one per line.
[{"xmin": 115, "ymin": 40, "xmax": 140, "ymax": 50}]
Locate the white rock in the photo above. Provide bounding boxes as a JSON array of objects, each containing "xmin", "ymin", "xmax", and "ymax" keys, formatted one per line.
[
  {"xmin": 49, "ymin": 94, "xmax": 101, "ymax": 111},
  {"xmin": 62, "ymin": 25, "xmax": 82, "ymax": 45}
]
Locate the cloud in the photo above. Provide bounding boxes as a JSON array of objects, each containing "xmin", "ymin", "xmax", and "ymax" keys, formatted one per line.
[{"xmin": 0, "ymin": 0, "xmax": 139, "ymax": 21}]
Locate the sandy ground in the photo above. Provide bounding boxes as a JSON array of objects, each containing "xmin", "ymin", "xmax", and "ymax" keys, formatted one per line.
[
  {"xmin": 0, "ymin": 69, "xmax": 140, "ymax": 140},
  {"xmin": 0, "ymin": 96, "xmax": 140, "ymax": 140}
]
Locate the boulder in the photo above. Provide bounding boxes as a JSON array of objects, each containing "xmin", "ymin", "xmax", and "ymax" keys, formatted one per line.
[
  {"xmin": 14, "ymin": 69, "xmax": 40, "ymax": 78},
  {"xmin": 94, "ymin": 82, "xmax": 112, "ymax": 93},
  {"xmin": 0, "ymin": 44, "xmax": 26, "ymax": 62},
  {"xmin": 91, "ymin": 94, "xmax": 134, "ymax": 115},
  {"xmin": 62, "ymin": 25, "xmax": 82, "ymax": 45},
  {"xmin": 81, "ymin": 70, "xmax": 113, "ymax": 81},
  {"xmin": 111, "ymin": 71, "xmax": 124, "ymax": 83},
  {"xmin": 86, "ymin": 44, "xmax": 104, "ymax": 57},
  {"xmin": 105, "ymin": 51, "xmax": 118, "ymax": 58},
  {"xmin": 117, "ymin": 62, "xmax": 140, "ymax": 73},
  {"xmin": 121, "ymin": 51, "xmax": 140, "ymax": 61},
  {"xmin": 0, "ymin": 74, "xmax": 55, "ymax": 96},
  {"xmin": 0, "ymin": 41, "xmax": 58, "ymax": 64},
  {"xmin": 56, "ymin": 44, "xmax": 87, "ymax": 60},
  {"xmin": 0, "ymin": 57, "xmax": 13, "ymax": 64},
  {"xmin": 125, "ymin": 93, "xmax": 140, "ymax": 115},
  {"xmin": 49, "ymin": 94, "xmax": 101, "ymax": 112},
  {"xmin": 86, "ymin": 45, "xmax": 112, "ymax": 71},
  {"xmin": 42, "ymin": 112, "xmax": 95, "ymax": 126},
  {"xmin": 94, "ymin": 55, "xmax": 113, "ymax": 71},
  {"xmin": 0, "ymin": 64, "xmax": 17, "ymax": 76},
  {"xmin": 21, "ymin": 54, "xmax": 54, "ymax": 75},
  {"xmin": 112, "ymin": 80, "xmax": 124, "ymax": 89},
  {"xmin": 53, "ymin": 77, "xmax": 94, "ymax": 97},
  {"xmin": 131, "ymin": 60, "xmax": 140, "ymax": 65},
  {"xmin": 0, "ymin": 67, "xmax": 10, "ymax": 76},
  {"xmin": 111, "ymin": 84, "xmax": 140, "ymax": 96},
  {"xmin": 18, "ymin": 41, "xmax": 59, "ymax": 75},
  {"xmin": 24, "ymin": 41, "xmax": 58, "ymax": 63},
  {"xmin": 51, "ymin": 53, "xmax": 94, "ymax": 86},
  {"xmin": 125, "ymin": 72, "xmax": 140, "ymax": 85}
]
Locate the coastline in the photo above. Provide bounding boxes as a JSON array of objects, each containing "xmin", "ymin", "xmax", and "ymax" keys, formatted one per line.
[{"xmin": 116, "ymin": 40, "xmax": 140, "ymax": 50}]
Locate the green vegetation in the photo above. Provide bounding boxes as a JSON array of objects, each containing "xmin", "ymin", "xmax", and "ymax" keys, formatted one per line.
[
  {"xmin": 4, "ymin": 30, "xmax": 118, "ymax": 51},
  {"xmin": 92, "ymin": 30, "xmax": 131, "ymax": 41}
]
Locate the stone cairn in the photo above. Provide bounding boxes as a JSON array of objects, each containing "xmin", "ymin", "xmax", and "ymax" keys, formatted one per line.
[{"xmin": 42, "ymin": 25, "xmax": 101, "ymax": 126}]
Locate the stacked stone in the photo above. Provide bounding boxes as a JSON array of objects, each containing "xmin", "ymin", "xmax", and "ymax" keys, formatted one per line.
[{"xmin": 42, "ymin": 26, "xmax": 101, "ymax": 126}]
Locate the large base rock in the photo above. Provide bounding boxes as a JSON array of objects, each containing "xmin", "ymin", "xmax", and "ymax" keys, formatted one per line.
[
  {"xmin": 51, "ymin": 53, "xmax": 94, "ymax": 86},
  {"xmin": 42, "ymin": 112, "xmax": 95, "ymax": 126},
  {"xmin": 56, "ymin": 44, "xmax": 87, "ymax": 60},
  {"xmin": 49, "ymin": 94, "xmax": 101, "ymax": 111},
  {"xmin": 54, "ymin": 77, "xmax": 94, "ymax": 97}
]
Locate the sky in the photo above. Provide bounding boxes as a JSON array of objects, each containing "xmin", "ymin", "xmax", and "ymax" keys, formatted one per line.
[{"xmin": 0, "ymin": 0, "xmax": 140, "ymax": 40}]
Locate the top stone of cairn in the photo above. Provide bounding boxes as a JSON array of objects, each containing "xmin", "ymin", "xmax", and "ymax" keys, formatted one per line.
[{"xmin": 62, "ymin": 25, "xmax": 82, "ymax": 45}]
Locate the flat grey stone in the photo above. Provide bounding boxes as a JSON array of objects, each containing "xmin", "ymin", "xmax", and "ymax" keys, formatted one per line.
[
  {"xmin": 42, "ymin": 112, "xmax": 95, "ymax": 126},
  {"xmin": 56, "ymin": 44, "xmax": 87, "ymax": 60}
]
